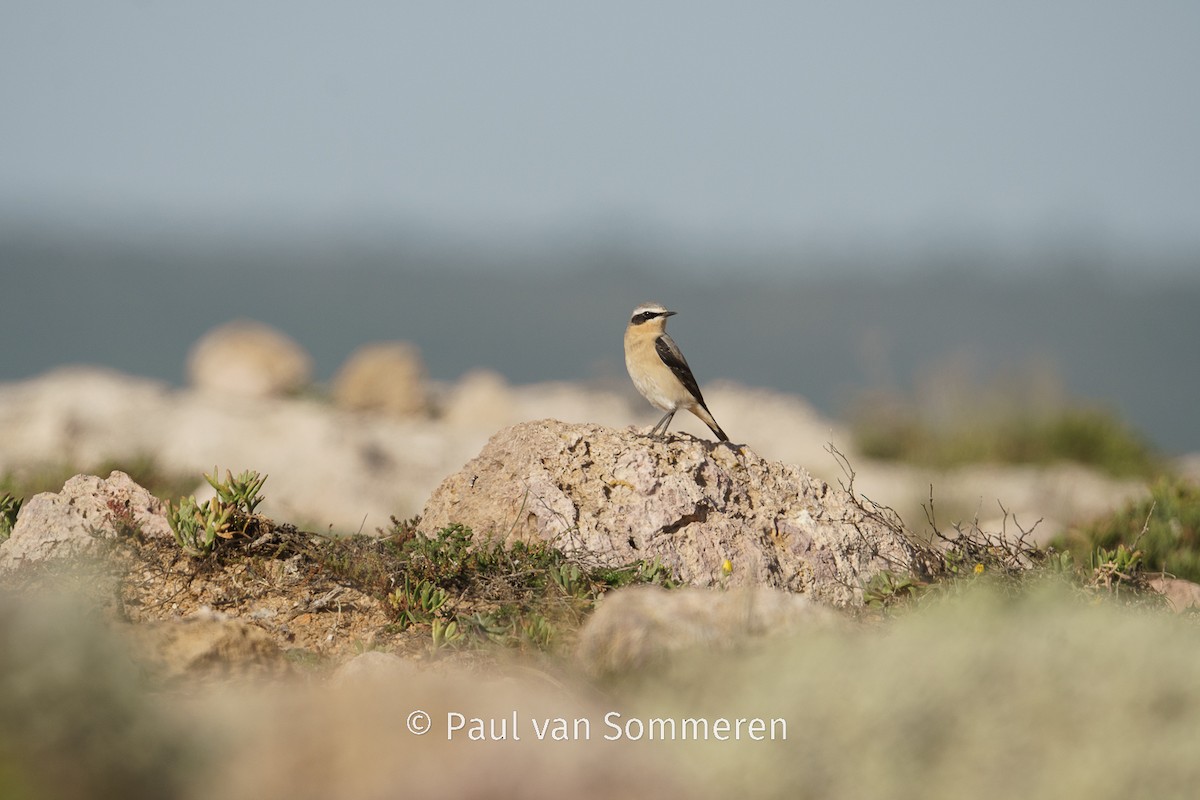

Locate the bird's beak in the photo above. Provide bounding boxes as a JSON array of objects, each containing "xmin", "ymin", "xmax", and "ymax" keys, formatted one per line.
[{"xmin": 663, "ymin": 310, "xmax": 678, "ymax": 318}]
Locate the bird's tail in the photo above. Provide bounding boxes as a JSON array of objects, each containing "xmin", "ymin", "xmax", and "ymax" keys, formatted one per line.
[{"xmin": 692, "ymin": 403, "xmax": 730, "ymax": 443}]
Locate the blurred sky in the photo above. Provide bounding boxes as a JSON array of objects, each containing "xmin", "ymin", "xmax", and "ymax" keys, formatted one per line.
[{"xmin": 3, "ymin": 1, "xmax": 1199, "ymax": 264}]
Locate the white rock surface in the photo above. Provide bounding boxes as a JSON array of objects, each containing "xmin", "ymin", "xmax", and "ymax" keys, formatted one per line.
[{"xmin": 0, "ymin": 470, "xmax": 172, "ymax": 572}]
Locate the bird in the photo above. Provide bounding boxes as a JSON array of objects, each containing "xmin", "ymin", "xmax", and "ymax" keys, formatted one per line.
[{"xmin": 623, "ymin": 302, "xmax": 730, "ymax": 442}]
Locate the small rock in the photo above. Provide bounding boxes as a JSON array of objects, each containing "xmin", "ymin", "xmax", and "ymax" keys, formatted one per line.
[
  {"xmin": 331, "ymin": 650, "xmax": 416, "ymax": 686},
  {"xmin": 0, "ymin": 471, "xmax": 172, "ymax": 573},
  {"xmin": 441, "ymin": 368, "xmax": 516, "ymax": 430},
  {"xmin": 576, "ymin": 584, "xmax": 841, "ymax": 676},
  {"xmin": 126, "ymin": 615, "xmax": 289, "ymax": 683},
  {"xmin": 1176, "ymin": 454, "xmax": 1200, "ymax": 485},
  {"xmin": 1148, "ymin": 576, "xmax": 1200, "ymax": 613},
  {"xmin": 331, "ymin": 342, "xmax": 428, "ymax": 417},
  {"xmin": 187, "ymin": 319, "xmax": 312, "ymax": 398}
]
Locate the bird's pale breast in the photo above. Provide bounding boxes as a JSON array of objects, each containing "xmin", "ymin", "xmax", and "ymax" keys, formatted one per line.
[{"xmin": 624, "ymin": 328, "xmax": 687, "ymax": 412}]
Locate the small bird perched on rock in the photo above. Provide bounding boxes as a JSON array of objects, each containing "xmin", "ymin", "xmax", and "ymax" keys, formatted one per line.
[{"xmin": 623, "ymin": 302, "xmax": 729, "ymax": 442}]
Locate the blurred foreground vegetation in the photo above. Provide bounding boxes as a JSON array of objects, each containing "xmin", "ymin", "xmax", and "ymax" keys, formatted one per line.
[
  {"xmin": 4, "ymin": 577, "xmax": 1200, "ymax": 798},
  {"xmin": 3, "ymin": 459, "xmax": 1200, "ymax": 798},
  {"xmin": 623, "ymin": 581, "xmax": 1200, "ymax": 799}
]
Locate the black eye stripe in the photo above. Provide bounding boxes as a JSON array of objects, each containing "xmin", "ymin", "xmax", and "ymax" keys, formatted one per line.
[{"xmin": 632, "ymin": 311, "xmax": 661, "ymax": 324}]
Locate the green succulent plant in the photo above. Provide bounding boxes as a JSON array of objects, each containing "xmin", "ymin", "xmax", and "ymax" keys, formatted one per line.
[{"xmin": 169, "ymin": 468, "xmax": 267, "ymax": 557}]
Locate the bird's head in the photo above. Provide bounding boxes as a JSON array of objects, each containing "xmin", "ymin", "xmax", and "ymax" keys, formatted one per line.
[{"xmin": 628, "ymin": 302, "xmax": 676, "ymax": 331}]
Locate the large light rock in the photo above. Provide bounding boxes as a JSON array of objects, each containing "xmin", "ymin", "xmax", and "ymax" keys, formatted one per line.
[
  {"xmin": 419, "ymin": 420, "xmax": 935, "ymax": 605},
  {"xmin": 0, "ymin": 471, "xmax": 172, "ymax": 572},
  {"xmin": 332, "ymin": 341, "xmax": 429, "ymax": 417},
  {"xmin": 187, "ymin": 319, "xmax": 312, "ymax": 398}
]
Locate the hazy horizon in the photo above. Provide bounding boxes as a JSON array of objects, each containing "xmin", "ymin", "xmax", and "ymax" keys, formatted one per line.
[
  {"xmin": 4, "ymin": 2, "xmax": 1200, "ymax": 263},
  {"xmin": 4, "ymin": 225, "xmax": 1198, "ymax": 456}
]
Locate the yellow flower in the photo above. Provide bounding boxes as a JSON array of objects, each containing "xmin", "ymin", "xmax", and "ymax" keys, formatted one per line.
[
  {"xmin": 973, "ymin": 563, "xmax": 985, "ymax": 575},
  {"xmin": 721, "ymin": 559, "xmax": 733, "ymax": 575}
]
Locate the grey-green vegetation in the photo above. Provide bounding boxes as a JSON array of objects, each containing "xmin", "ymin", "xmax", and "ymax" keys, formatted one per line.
[
  {"xmin": 326, "ymin": 519, "xmax": 676, "ymax": 654},
  {"xmin": 853, "ymin": 403, "xmax": 1162, "ymax": 478}
]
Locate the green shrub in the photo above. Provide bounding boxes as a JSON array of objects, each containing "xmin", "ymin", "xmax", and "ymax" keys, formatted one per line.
[
  {"xmin": 1057, "ymin": 478, "xmax": 1200, "ymax": 582},
  {"xmin": 853, "ymin": 405, "xmax": 1161, "ymax": 478},
  {"xmin": 0, "ymin": 493, "xmax": 21, "ymax": 542},
  {"xmin": 321, "ymin": 519, "xmax": 676, "ymax": 654}
]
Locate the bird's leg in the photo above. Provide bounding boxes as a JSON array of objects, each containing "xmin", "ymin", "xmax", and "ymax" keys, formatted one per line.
[{"xmin": 650, "ymin": 409, "xmax": 676, "ymax": 436}]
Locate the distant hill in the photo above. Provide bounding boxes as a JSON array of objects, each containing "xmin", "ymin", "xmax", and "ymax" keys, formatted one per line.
[{"xmin": 3, "ymin": 223, "xmax": 1197, "ymax": 453}]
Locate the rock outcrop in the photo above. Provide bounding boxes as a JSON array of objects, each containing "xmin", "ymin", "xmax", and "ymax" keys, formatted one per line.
[
  {"xmin": 0, "ymin": 470, "xmax": 172, "ymax": 572},
  {"xmin": 419, "ymin": 420, "xmax": 935, "ymax": 605}
]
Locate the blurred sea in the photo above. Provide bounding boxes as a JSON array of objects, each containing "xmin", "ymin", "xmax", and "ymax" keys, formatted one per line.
[{"xmin": 3, "ymin": 222, "xmax": 1197, "ymax": 454}]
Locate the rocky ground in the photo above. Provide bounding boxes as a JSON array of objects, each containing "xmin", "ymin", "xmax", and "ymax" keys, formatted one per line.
[
  {"xmin": 3, "ymin": 320, "xmax": 1199, "ymax": 799},
  {"xmin": 0, "ymin": 416, "xmax": 920, "ymax": 673},
  {"xmin": 3, "ymin": 461, "xmax": 1200, "ymax": 799}
]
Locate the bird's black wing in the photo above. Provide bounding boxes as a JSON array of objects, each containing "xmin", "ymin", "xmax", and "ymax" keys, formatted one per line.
[{"xmin": 655, "ymin": 334, "xmax": 708, "ymax": 408}]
